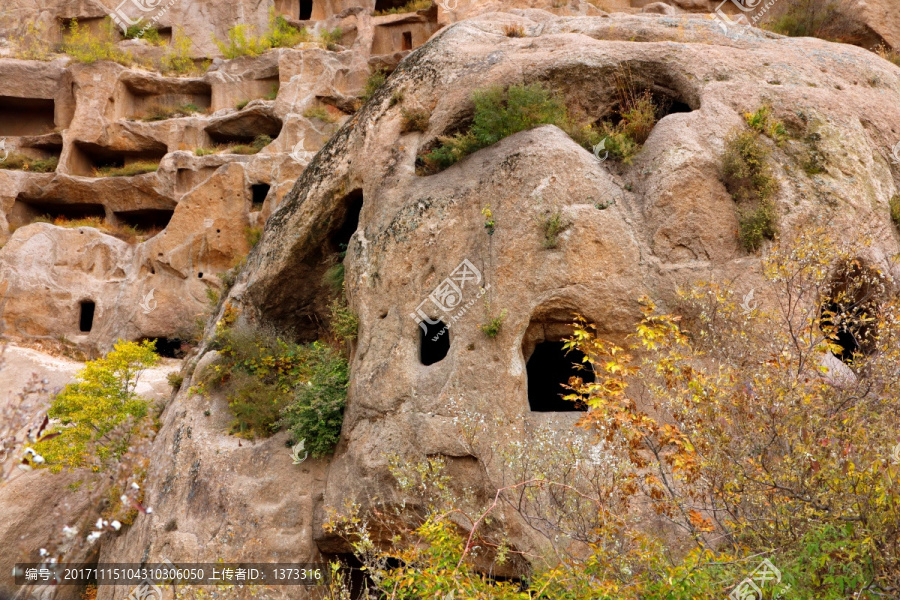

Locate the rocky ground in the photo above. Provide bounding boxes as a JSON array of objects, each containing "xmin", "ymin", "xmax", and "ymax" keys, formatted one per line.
[{"xmin": 2, "ymin": 0, "xmax": 900, "ymax": 598}]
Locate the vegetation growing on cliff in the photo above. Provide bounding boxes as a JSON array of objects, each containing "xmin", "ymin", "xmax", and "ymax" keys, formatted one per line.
[
  {"xmin": 722, "ymin": 125, "xmax": 778, "ymax": 252},
  {"xmin": 35, "ymin": 340, "xmax": 159, "ymax": 471},
  {"xmin": 327, "ymin": 229, "xmax": 900, "ymax": 599},
  {"xmin": 207, "ymin": 320, "xmax": 350, "ymax": 453},
  {"xmin": 62, "ymin": 18, "xmax": 133, "ymax": 66}
]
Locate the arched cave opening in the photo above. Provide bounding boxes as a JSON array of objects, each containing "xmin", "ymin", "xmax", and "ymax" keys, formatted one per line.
[
  {"xmin": 251, "ymin": 183, "xmax": 270, "ymax": 211},
  {"xmin": 299, "ymin": 0, "xmax": 313, "ymax": 20},
  {"xmin": 330, "ymin": 188, "xmax": 364, "ymax": 253},
  {"xmin": 821, "ymin": 259, "xmax": 885, "ymax": 364},
  {"xmin": 140, "ymin": 337, "xmax": 187, "ymax": 359},
  {"xmin": 79, "ymin": 300, "xmax": 96, "ymax": 333},
  {"xmin": 526, "ymin": 341, "xmax": 590, "ymax": 412},
  {"xmin": 420, "ymin": 319, "xmax": 449, "ymax": 366}
]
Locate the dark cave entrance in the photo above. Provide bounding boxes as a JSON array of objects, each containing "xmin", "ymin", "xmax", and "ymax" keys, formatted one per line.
[
  {"xmin": 251, "ymin": 183, "xmax": 270, "ymax": 211},
  {"xmin": 526, "ymin": 341, "xmax": 590, "ymax": 412},
  {"xmin": 374, "ymin": 0, "xmax": 410, "ymax": 11},
  {"xmin": 330, "ymin": 189, "xmax": 364, "ymax": 252},
  {"xmin": 79, "ymin": 301, "xmax": 96, "ymax": 333},
  {"xmin": 299, "ymin": 0, "xmax": 313, "ymax": 20},
  {"xmin": 114, "ymin": 209, "xmax": 174, "ymax": 232},
  {"xmin": 140, "ymin": 337, "xmax": 187, "ymax": 359},
  {"xmin": 821, "ymin": 259, "xmax": 884, "ymax": 365},
  {"xmin": 402, "ymin": 31, "xmax": 413, "ymax": 50},
  {"xmin": 420, "ymin": 319, "xmax": 449, "ymax": 366}
]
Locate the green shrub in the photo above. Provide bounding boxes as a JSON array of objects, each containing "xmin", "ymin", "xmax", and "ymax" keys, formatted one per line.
[
  {"xmin": 745, "ymin": 105, "xmax": 787, "ymax": 142},
  {"xmin": 278, "ymin": 342, "xmax": 349, "ymax": 458},
  {"xmin": 267, "ymin": 12, "xmax": 310, "ymax": 48},
  {"xmin": 361, "ymin": 68, "xmax": 388, "ymax": 103},
  {"xmin": 479, "ymin": 308, "xmax": 507, "ymax": 338},
  {"xmin": 0, "ymin": 153, "xmax": 58, "ymax": 173},
  {"xmin": 159, "ymin": 27, "xmax": 197, "ymax": 74},
  {"xmin": 63, "ymin": 18, "xmax": 133, "ymax": 65},
  {"xmin": 540, "ymin": 209, "xmax": 569, "ymax": 249},
  {"xmin": 400, "ymin": 108, "xmax": 429, "ymax": 133},
  {"xmin": 303, "ymin": 105, "xmax": 337, "ymax": 123},
  {"xmin": 890, "ymin": 195, "xmax": 900, "ymax": 229},
  {"xmin": 226, "ymin": 135, "xmax": 273, "ymax": 155},
  {"xmin": 95, "ymin": 161, "xmax": 159, "ymax": 177},
  {"xmin": 329, "ymin": 295, "xmax": 359, "ymax": 342},
  {"xmin": 373, "ymin": 0, "xmax": 431, "ymax": 16},
  {"xmin": 194, "ymin": 147, "xmax": 216, "ymax": 156},
  {"xmin": 124, "ymin": 23, "xmax": 163, "ymax": 44},
  {"xmin": 737, "ymin": 199, "xmax": 777, "ymax": 252},
  {"xmin": 245, "ymin": 226, "xmax": 262, "ymax": 248},
  {"xmin": 209, "ymin": 324, "xmax": 349, "ymax": 452},
  {"xmin": 323, "ymin": 261, "xmax": 345, "ymax": 293},
  {"xmin": 13, "ymin": 22, "xmax": 53, "ymax": 60},
  {"xmin": 35, "ymin": 340, "xmax": 159, "ymax": 470},
  {"xmin": 167, "ymin": 372, "xmax": 184, "ymax": 390},
  {"xmin": 420, "ymin": 84, "xmax": 567, "ymax": 173},
  {"xmin": 723, "ymin": 129, "xmax": 778, "ymax": 251},
  {"xmin": 319, "ymin": 27, "xmax": 343, "ymax": 50},
  {"xmin": 236, "ymin": 99, "xmax": 250, "ymax": 110},
  {"xmin": 723, "ymin": 130, "xmax": 776, "ymax": 204},
  {"xmin": 265, "ymin": 85, "xmax": 280, "ymax": 100},
  {"xmin": 214, "ymin": 24, "xmax": 270, "ymax": 59}
]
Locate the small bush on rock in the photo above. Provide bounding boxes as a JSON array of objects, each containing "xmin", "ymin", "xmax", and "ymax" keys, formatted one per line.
[
  {"xmin": 35, "ymin": 340, "xmax": 159, "ymax": 471},
  {"xmin": 723, "ymin": 129, "xmax": 778, "ymax": 251},
  {"xmin": 0, "ymin": 153, "xmax": 58, "ymax": 173},
  {"xmin": 159, "ymin": 27, "xmax": 198, "ymax": 74},
  {"xmin": 63, "ymin": 18, "xmax": 133, "ymax": 66},
  {"xmin": 890, "ymin": 195, "xmax": 900, "ymax": 230}
]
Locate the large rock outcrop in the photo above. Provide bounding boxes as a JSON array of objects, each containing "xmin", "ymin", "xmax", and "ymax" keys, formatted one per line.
[{"xmin": 89, "ymin": 8, "xmax": 900, "ymax": 597}]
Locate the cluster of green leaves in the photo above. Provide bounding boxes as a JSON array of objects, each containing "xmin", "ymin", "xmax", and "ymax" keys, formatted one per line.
[
  {"xmin": 722, "ymin": 128, "xmax": 778, "ymax": 251},
  {"xmin": 890, "ymin": 194, "xmax": 900, "ymax": 230},
  {"xmin": 478, "ymin": 307, "xmax": 506, "ymax": 338},
  {"xmin": 329, "ymin": 295, "xmax": 359, "ymax": 344},
  {"xmin": 214, "ymin": 12, "xmax": 310, "ymax": 58},
  {"xmin": 540, "ymin": 209, "xmax": 569, "ymax": 249},
  {"xmin": 745, "ymin": 105, "xmax": 787, "ymax": 142},
  {"xmin": 400, "ymin": 107, "xmax": 429, "ymax": 133},
  {"xmin": 0, "ymin": 153, "xmax": 58, "ymax": 173},
  {"xmin": 35, "ymin": 340, "xmax": 159, "ymax": 471},
  {"xmin": 361, "ymin": 68, "xmax": 388, "ymax": 103},
  {"xmin": 159, "ymin": 27, "xmax": 199, "ymax": 74},
  {"xmin": 13, "ymin": 22, "xmax": 54, "ymax": 60},
  {"xmin": 319, "ymin": 27, "xmax": 343, "ymax": 50},
  {"xmin": 303, "ymin": 105, "xmax": 338, "ymax": 123},
  {"xmin": 63, "ymin": 18, "xmax": 133, "ymax": 66},
  {"xmin": 208, "ymin": 324, "xmax": 349, "ymax": 454},
  {"xmin": 123, "ymin": 23, "xmax": 163, "ymax": 44}
]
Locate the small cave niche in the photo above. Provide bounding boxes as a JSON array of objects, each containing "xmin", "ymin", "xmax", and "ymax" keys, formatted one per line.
[
  {"xmin": 526, "ymin": 341, "xmax": 590, "ymax": 412},
  {"xmin": 374, "ymin": 0, "xmax": 412, "ymax": 12},
  {"xmin": 251, "ymin": 183, "xmax": 271, "ymax": 211},
  {"xmin": 372, "ymin": 23, "xmax": 432, "ymax": 55},
  {"xmin": 79, "ymin": 300, "xmax": 96, "ymax": 333},
  {"xmin": 121, "ymin": 78, "xmax": 212, "ymax": 120},
  {"xmin": 402, "ymin": 31, "xmax": 413, "ymax": 50},
  {"xmin": 69, "ymin": 142, "xmax": 168, "ymax": 178},
  {"xmin": 205, "ymin": 112, "xmax": 283, "ymax": 145},
  {"xmin": 139, "ymin": 337, "xmax": 188, "ymax": 359},
  {"xmin": 8, "ymin": 195, "xmax": 106, "ymax": 229},
  {"xmin": 299, "ymin": 0, "xmax": 313, "ymax": 20},
  {"xmin": 522, "ymin": 315, "xmax": 592, "ymax": 412},
  {"xmin": 113, "ymin": 209, "xmax": 174, "ymax": 235},
  {"xmin": 419, "ymin": 319, "xmax": 450, "ymax": 366},
  {"xmin": 821, "ymin": 259, "xmax": 886, "ymax": 364},
  {"xmin": 329, "ymin": 188, "xmax": 364, "ymax": 253},
  {"xmin": 0, "ymin": 96, "xmax": 56, "ymax": 136}
]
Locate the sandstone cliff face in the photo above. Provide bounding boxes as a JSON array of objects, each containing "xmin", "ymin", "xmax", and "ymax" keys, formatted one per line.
[{"xmin": 87, "ymin": 8, "xmax": 900, "ymax": 596}]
